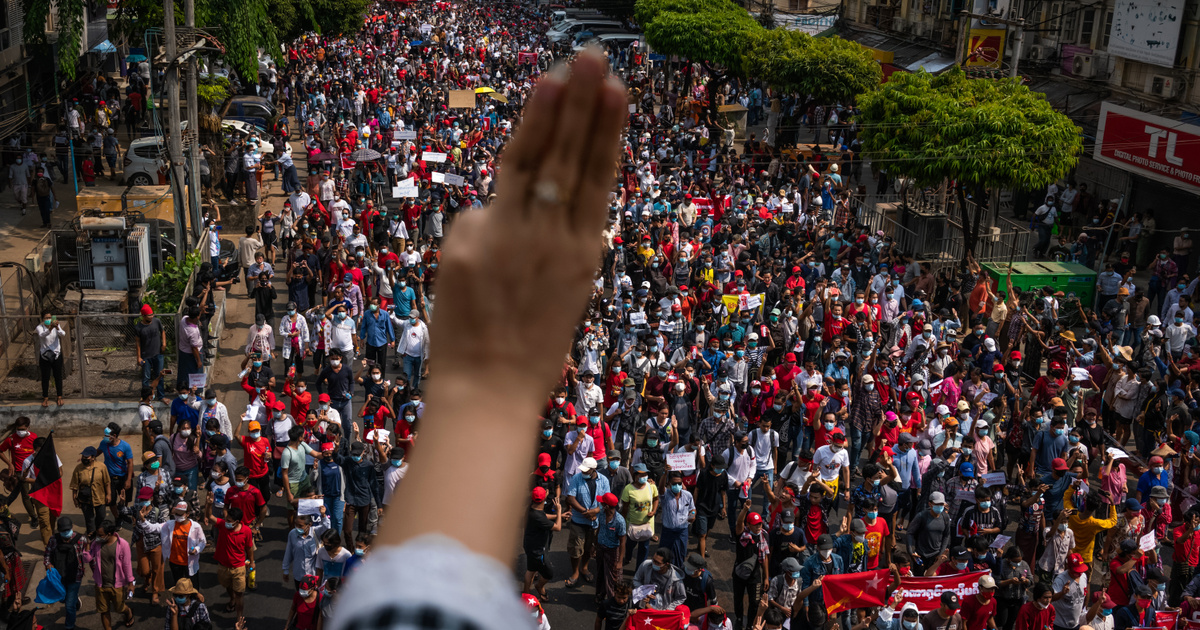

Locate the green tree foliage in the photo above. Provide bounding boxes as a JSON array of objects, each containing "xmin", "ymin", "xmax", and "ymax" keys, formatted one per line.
[
  {"xmin": 24, "ymin": 0, "xmax": 85, "ymax": 79},
  {"xmin": 856, "ymin": 68, "xmax": 1083, "ymax": 257}
]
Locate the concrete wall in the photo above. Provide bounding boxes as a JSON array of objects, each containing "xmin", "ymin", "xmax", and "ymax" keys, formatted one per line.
[{"xmin": 0, "ymin": 401, "xmax": 145, "ymax": 437}]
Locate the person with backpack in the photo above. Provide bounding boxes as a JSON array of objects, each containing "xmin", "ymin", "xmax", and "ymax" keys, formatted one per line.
[
  {"xmin": 43, "ymin": 515, "xmax": 90, "ymax": 630},
  {"xmin": 32, "ymin": 167, "xmax": 54, "ymax": 228},
  {"xmin": 286, "ymin": 574, "xmax": 325, "ymax": 630},
  {"xmin": 165, "ymin": 577, "xmax": 211, "ymax": 630}
]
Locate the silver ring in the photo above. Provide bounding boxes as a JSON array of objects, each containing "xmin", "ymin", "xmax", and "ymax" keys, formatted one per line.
[{"xmin": 533, "ymin": 180, "xmax": 562, "ymax": 205}]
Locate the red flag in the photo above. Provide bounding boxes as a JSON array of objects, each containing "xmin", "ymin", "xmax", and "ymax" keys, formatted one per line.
[
  {"xmin": 1157, "ymin": 611, "xmax": 1181, "ymax": 630},
  {"xmin": 27, "ymin": 434, "xmax": 62, "ymax": 514},
  {"xmin": 623, "ymin": 608, "xmax": 686, "ymax": 630},
  {"xmin": 822, "ymin": 569, "xmax": 891, "ymax": 615}
]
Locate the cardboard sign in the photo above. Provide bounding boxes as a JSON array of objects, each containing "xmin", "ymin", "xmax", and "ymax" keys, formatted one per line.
[
  {"xmin": 188, "ymin": 373, "xmax": 207, "ymax": 389},
  {"xmin": 665, "ymin": 451, "xmax": 696, "ymax": 471},
  {"xmin": 443, "ymin": 173, "xmax": 465, "ymax": 186},
  {"xmin": 448, "ymin": 90, "xmax": 476, "ymax": 109},
  {"xmin": 298, "ymin": 498, "xmax": 323, "ymax": 516},
  {"xmin": 396, "ymin": 130, "xmax": 417, "ymax": 140},
  {"xmin": 422, "ymin": 151, "xmax": 448, "ymax": 163},
  {"xmin": 431, "ymin": 172, "xmax": 445, "ymax": 183},
  {"xmin": 982, "ymin": 472, "xmax": 1006, "ymax": 487},
  {"xmin": 1141, "ymin": 531, "xmax": 1157, "ymax": 552}
]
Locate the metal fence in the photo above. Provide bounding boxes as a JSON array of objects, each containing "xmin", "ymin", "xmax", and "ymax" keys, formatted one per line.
[{"xmin": 0, "ymin": 313, "xmax": 178, "ymax": 401}]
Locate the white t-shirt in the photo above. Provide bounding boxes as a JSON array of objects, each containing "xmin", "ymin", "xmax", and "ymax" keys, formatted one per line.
[
  {"xmin": 317, "ymin": 546, "xmax": 353, "ymax": 580},
  {"xmin": 813, "ymin": 444, "xmax": 848, "ymax": 482},
  {"xmin": 750, "ymin": 428, "xmax": 779, "ymax": 472}
]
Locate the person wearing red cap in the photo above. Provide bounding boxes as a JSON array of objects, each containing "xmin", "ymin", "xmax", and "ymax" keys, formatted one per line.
[
  {"xmin": 135, "ymin": 303, "xmax": 168, "ymax": 402},
  {"xmin": 522, "ymin": 485, "xmax": 561, "ymax": 598},
  {"xmin": 1051, "ymin": 552, "xmax": 1090, "ymax": 628}
]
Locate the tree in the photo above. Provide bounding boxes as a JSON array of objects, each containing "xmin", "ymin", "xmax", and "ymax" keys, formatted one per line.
[
  {"xmin": 742, "ymin": 28, "xmax": 881, "ymax": 118},
  {"xmin": 637, "ymin": 0, "xmax": 758, "ymax": 121},
  {"xmin": 24, "ymin": 0, "xmax": 85, "ymax": 79},
  {"xmin": 856, "ymin": 68, "xmax": 1083, "ymax": 259}
]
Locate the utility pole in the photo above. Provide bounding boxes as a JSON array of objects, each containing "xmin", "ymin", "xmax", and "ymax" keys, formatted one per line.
[
  {"xmin": 163, "ymin": 0, "xmax": 190, "ymax": 250},
  {"xmin": 185, "ymin": 0, "xmax": 201, "ymax": 242}
]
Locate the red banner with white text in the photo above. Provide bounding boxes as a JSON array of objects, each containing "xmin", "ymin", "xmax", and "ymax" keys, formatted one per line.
[{"xmin": 895, "ymin": 571, "xmax": 990, "ymax": 613}]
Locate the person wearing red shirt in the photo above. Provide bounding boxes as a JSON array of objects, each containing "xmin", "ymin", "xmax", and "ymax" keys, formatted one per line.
[
  {"xmin": 1015, "ymin": 583, "xmax": 1055, "ymax": 630},
  {"xmin": 824, "ymin": 301, "xmax": 849, "ymax": 338},
  {"xmin": 203, "ymin": 495, "xmax": 255, "ymax": 627},
  {"xmin": 1172, "ymin": 511, "xmax": 1200, "ymax": 601},
  {"xmin": 1108, "ymin": 538, "xmax": 1147, "ymax": 607},
  {"xmin": 774, "ymin": 352, "xmax": 802, "ymax": 387},
  {"xmin": 785, "ymin": 267, "xmax": 805, "ymax": 293},
  {"xmin": 875, "ymin": 412, "xmax": 901, "ymax": 452},
  {"xmin": 604, "ymin": 363, "xmax": 628, "ymax": 409},
  {"xmin": 960, "ymin": 575, "xmax": 999, "ymax": 630},
  {"xmin": 236, "ymin": 421, "xmax": 272, "ymax": 505},
  {"xmin": 678, "ymin": 285, "xmax": 697, "ymax": 321},
  {"xmin": 282, "ymin": 377, "xmax": 311, "ymax": 425},
  {"xmin": 543, "ymin": 386, "xmax": 577, "ymax": 424},
  {"xmin": 0, "ymin": 419, "xmax": 37, "ymax": 472}
]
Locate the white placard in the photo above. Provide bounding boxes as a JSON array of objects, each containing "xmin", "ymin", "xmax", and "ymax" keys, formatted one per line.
[
  {"xmin": 629, "ymin": 312, "xmax": 647, "ymax": 325},
  {"xmin": 1107, "ymin": 447, "xmax": 1132, "ymax": 460},
  {"xmin": 657, "ymin": 321, "xmax": 675, "ymax": 333},
  {"xmin": 1140, "ymin": 531, "xmax": 1156, "ymax": 552},
  {"xmin": 397, "ymin": 176, "xmax": 415, "ymax": 188},
  {"xmin": 632, "ymin": 584, "xmax": 656, "ymax": 602},
  {"xmin": 628, "ymin": 103, "xmax": 637, "ymax": 114},
  {"xmin": 396, "ymin": 130, "xmax": 417, "ymax": 140},
  {"xmin": 443, "ymin": 173, "xmax": 465, "ymax": 186},
  {"xmin": 245, "ymin": 403, "xmax": 261, "ymax": 421},
  {"xmin": 956, "ymin": 488, "xmax": 976, "ymax": 504},
  {"xmin": 980, "ymin": 392, "xmax": 999, "ymax": 405},
  {"xmin": 746, "ymin": 295, "xmax": 762, "ymax": 310},
  {"xmin": 393, "ymin": 185, "xmax": 419, "ymax": 198},
  {"xmin": 990, "ymin": 534, "xmax": 1011, "ymax": 549},
  {"xmin": 422, "ymin": 151, "xmax": 448, "ymax": 163},
  {"xmin": 665, "ymin": 451, "xmax": 696, "ymax": 471},
  {"xmin": 366, "ymin": 428, "xmax": 390, "ymax": 443},
  {"xmin": 188, "ymin": 373, "xmax": 207, "ymax": 389},
  {"xmin": 431, "ymin": 172, "xmax": 445, "ymax": 183},
  {"xmin": 982, "ymin": 472, "xmax": 1006, "ymax": 487},
  {"xmin": 297, "ymin": 498, "xmax": 323, "ymax": 516}
]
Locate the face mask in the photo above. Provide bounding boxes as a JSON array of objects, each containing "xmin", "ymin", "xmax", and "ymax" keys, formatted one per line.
[
  {"xmin": 824, "ymin": 422, "xmax": 835, "ymax": 431},
  {"xmin": 609, "ymin": 460, "xmax": 619, "ymax": 471},
  {"xmin": 175, "ymin": 512, "xmax": 188, "ymax": 522},
  {"xmin": 819, "ymin": 549, "xmax": 832, "ymax": 559},
  {"xmin": 647, "ymin": 439, "xmax": 659, "ymax": 448},
  {"xmin": 635, "ymin": 476, "xmax": 648, "ymax": 485},
  {"xmin": 391, "ymin": 459, "xmax": 403, "ymax": 467},
  {"xmin": 713, "ymin": 468, "xmax": 725, "ymax": 475},
  {"xmin": 331, "ymin": 360, "xmax": 342, "ymax": 368},
  {"xmin": 979, "ymin": 501, "xmax": 991, "ymax": 510},
  {"xmin": 751, "ymin": 388, "xmax": 761, "ymax": 395},
  {"xmin": 1158, "ymin": 584, "xmax": 1167, "ymax": 592},
  {"xmin": 903, "ymin": 622, "xmax": 917, "ymax": 630},
  {"xmin": 1138, "ymin": 599, "xmax": 1152, "ymax": 608},
  {"xmin": 932, "ymin": 505, "xmax": 945, "ymax": 514},
  {"xmin": 955, "ymin": 561, "xmax": 968, "ymax": 570},
  {"xmin": 1054, "ymin": 428, "xmax": 1064, "ymax": 436},
  {"xmin": 1101, "ymin": 609, "xmax": 1112, "ymax": 617},
  {"xmin": 175, "ymin": 596, "xmax": 189, "ymax": 605},
  {"xmin": 866, "ymin": 511, "xmax": 878, "ymax": 519},
  {"xmin": 671, "ymin": 483, "xmax": 683, "ymax": 494},
  {"xmin": 250, "ymin": 431, "xmax": 261, "ymax": 440},
  {"xmin": 1153, "ymin": 466, "xmax": 1163, "ymax": 474},
  {"xmin": 542, "ymin": 429, "xmax": 553, "ymax": 438},
  {"xmin": 299, "ymin": 589, "xmax": 312, "ymax": 598}
]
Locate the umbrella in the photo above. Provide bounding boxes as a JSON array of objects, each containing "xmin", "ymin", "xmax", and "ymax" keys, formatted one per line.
[
  {"xmin": 349, "ymin": 148, "xmax": 383, "ymax": 162},
  {"xmin": 486, "ymin": 92, "xmax": 508, "ymax": 104},
  {"xmin": 475, "ymin": 87, "xmax": 496, "ymax": 94},
  {"xmin": 310, "ymin": 152, "xmax": 338, "ymax": 162},
  {"xmin": 127, "ymin": 54, "xmax": 147, "ymax": 63}
]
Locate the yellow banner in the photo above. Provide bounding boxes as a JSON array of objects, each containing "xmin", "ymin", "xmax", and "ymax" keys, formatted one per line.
[{"xmin": 965, "ymin": 29, "xmax": 1005, "ymax": 68}]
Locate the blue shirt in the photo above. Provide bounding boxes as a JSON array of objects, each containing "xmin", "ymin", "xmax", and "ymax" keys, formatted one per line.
[
  {"xmin": 171, "ymin": 397, "xmax": 200, "ymax": 430},
  {"xmin": 1038, "ymin": 471, "xmax": 1077, "ymax": 516},
  {"xmin": 894, "ymin": 447, "xmax": 921, "ymax": 491},
  {"xmin": 1136, "ymin": 469, "xmax": 1171, "ymax": 501},
  {"xmin": 358, "ymin": 310, "xmax": 395, "ymax": 347},
  {"xmin": 566, "ymin": 472, "xmax": 611, "ymax": 527},
  {"xmin": 98, "ymin": 438, "xmax": 133, "ymax": 477},
  {"xmin": 800, "ymin": 552, "xmax": 844, "ymax": 606},
  {"xmin": 393, "ymin": 286, "xmax": 416, "ymax": 315},
  {"xmin": 1032, "ymin": 429, "xmax": 1069, "ymax": 475},
  {"xmin": 596, "ymin": 510, "xmax": 627, "ymax": 548},
  {"xmin": 661, "ymin": 488, "xmax": 696, "ymax": 529},
  {"xmin": 824, "ymin": 363, "xmax": 850, "ymax": 382}
]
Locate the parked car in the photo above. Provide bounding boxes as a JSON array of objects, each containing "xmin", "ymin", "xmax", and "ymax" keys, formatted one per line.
[
  {"xmin": 123, "ymin": 120, "xmax": 273, "ymax": 186},
  {"xmin": 218, "ymin": 96, "xmax": 277, "ymax": 130},
  {"xmin": 571, "ymin": 27, "xmax": 632, "ymax": 46},
  {"xmin": 551, "ymin": 9, "xmax": 607, "ymax": 23},
  {"xmin": 573, "ymin": 32, "xmax": 644, "ymax": 52},
  {"xmin": 548, "ymin": 20, "xmax": 624, "ymax": 43}
]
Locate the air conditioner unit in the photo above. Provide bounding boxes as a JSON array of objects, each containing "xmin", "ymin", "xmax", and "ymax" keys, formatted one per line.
[
  {"xmin": 1147, "ymin": 74, "xmax": 1178, "ymax": 97},
  {"xmin": 1027, "ymin": 45, "xmax": 1049, "ymax": 61},
  {"xmin": 1072, "ymin": 54, "xmax": 1096, "ymax": 77}
]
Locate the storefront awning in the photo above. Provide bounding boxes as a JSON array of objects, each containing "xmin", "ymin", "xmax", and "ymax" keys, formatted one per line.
[
  {"xmin": 90, "ymin": 39, "xmax": 116, "ymax": 54},
  {"xmin": 839, "ymin": 27, "xmax": 956, "ymax": 76}
]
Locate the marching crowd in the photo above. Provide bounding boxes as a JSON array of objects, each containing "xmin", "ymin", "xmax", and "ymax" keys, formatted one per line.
[{"xmin": 6, "ymin": 0, "xmax": 1200, "ymax": 630}]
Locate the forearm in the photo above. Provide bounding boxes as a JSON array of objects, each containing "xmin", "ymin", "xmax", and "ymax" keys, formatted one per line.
[{"xmin": 376, "ymin": 373, "xmax": 545, "ymax": 563}]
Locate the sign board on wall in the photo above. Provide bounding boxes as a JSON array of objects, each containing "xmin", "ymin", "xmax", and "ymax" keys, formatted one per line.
[
  {"xmin": 1094, "ymin": 101, "xmax": 1200, "ymax": 196},
  {"xmin": 965, "ymin": 29, "xmax": 1005, "ymax": 68},
  {"xmin": 1107, "ymin": 0, "xmax": 1184, "ymax": 67},
  {"xmin": 776, "ymin": 14, "xmax": 838, "ymax": 36}
]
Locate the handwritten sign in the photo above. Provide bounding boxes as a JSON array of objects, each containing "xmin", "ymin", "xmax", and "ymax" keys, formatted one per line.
[
  {"xmin": 628, "ymin": 103, "xmax": 637, "ymax": 114},
  {"xmin": 396, "ymin": 130, "xmax": 417, "ymax": 140},
  {"xmin": 956, "ymin": 488, "xmax": 977, "ymax": 504},
  {"xmin": 393, "ymin": 185, "xmax": 419, "ymax": 198},
  {"xmin": 245, "ymin": 403, "xmax": 261, "ymax": 421},
  {"xmin": 443, "ymin": 173, "xmax": 465, "ymax": 186},
  {"xmin": 746, "ymin": 295, "xmax": 762, "ymax": 310},
  {"xmin": 365, "ymin": 428, "xmax": 390, "ymax": 443},
  {"xmin": 431, "ymin": 171, "xmax": 445, "ymax": 183},
  {"xmin": 990, "ymin": 534, "xmax": 1011, "ymax": 549},
  {"xmin": 629, "ymin": 312, "xmax": 647, "ymax": 325},
  {"xmin": 298, "ymin": 498, "xmax": 323, "ymax": 516},
  {"xmin": 1108, "ymin": 447, "xmax": 1132, "ymax": 460},
  {"xmin": 657, "ymin": 321, "xmax": 674, "ymax": 333},
  {"xmin": 422, "ymin": 151, "xmax": 448, "ymax": 163},
  {"xmin": 633, "ymin": 584, "xmax": 656, "ymax": 602},
  {"xmin": 188, "ymin": 373, "xmax": 207, "ymax": 389},
  {"xmin": 980, "ymin": 392, "xmax": 999, "ymax": 405},
  {"xmin": 982, "ymin": 472, "xmax": 1006, "ymax": 487},
  {"xmin": 665, "ymin": 451, "xmax": 696, "ymax": 471},
  {"xmin": 1140, "ymin": 531, "xmax": 1156, "ymax": 552}
]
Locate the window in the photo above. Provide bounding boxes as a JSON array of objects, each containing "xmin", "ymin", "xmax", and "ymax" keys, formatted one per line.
[
  {"xmin": 1080, "ymin": 8, "xmax": 1096, "ymax": 47},
  {"xmin": 1062, "ymin": 7, "xmax": 1079, "ymax": 43},
  {"xmin": 1048, "ymin": 1, "xmax": 1063, "ymax": 34},
  {"xmin": 1101, "ymin": 9, "xmax": 1112, "ymax": 49}
]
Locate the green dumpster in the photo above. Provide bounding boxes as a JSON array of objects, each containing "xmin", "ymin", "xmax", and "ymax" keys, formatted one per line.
[{"xmin": 980, "ymin": 261, "xmax": 1097, "ymax": 308}]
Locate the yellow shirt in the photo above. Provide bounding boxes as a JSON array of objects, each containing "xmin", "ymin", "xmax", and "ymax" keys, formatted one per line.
[
  {"xmin": 1064, "ymin": 490, "xmax": 1118, "ymax": 562},
  {"xmin": 620, "ymin": 481, "xmax": 659, "ymax": 527}
]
